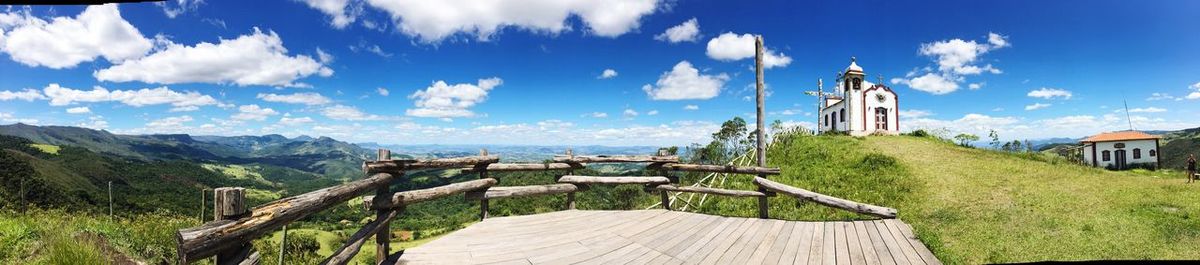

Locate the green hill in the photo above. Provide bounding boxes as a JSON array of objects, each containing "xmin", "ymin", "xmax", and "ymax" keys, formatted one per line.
[{"xmin": 715, "ymin": 135, "xmax": 1200, "ymax": 263}]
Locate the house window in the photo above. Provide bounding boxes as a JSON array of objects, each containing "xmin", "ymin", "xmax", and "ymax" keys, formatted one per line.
[
  {"xmin": 853, "ymin": 78, "xmax": 861, "ymax": 90},
  {"xmin": 1150, "ymin": 150, "xmax": 1157, "ymax": 157},
  {"xmin": 1102, "ymin": 150, "xmax": 1111, "ymax": 161},
  {"xmin": 840, "ymin": 109, "xmax": 845, "ymax": 122},
  {"xmin": 1134, "ymin": 148, "xmax": 1142, "ymax": 159},
  {"xmin": 825, "ymin": 114, "xmax": 829, "ymax": 126}
]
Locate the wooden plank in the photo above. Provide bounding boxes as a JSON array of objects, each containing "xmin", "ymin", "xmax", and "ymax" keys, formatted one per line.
[
  {"xmin": 834, "ymin": 222, "xmax": 850, "ymax": 265},
  {"xmin": 363, "ymin": 155, "xmax": 499, "ymax": 173},
  {"xmin": 626, "ymin": 249, "xmax": 665, "ymax": 265},
  {"xmin": 814, "ymin": 222, "xmax": 834, "ymax": 265},
  {"xmin": 177, "ymin": 173, "xmax": 397, "ymax": 263},
  {"xmin": 778, "ymin": 222, "xmax": 811, "ymax": 265},
  {"xmin": 886, "ymin": 219, "xmax": 941, "ymax": 265},
  {"xmin": 853, "ymin": 221, "xmax": 881, "ymax": 265},
  {"xmin": 668, "ymin": 218, "xmax": 740, "ymax": 257},
  {"xmin": 558, "ymin": 175, "xmax": 671, "ymax": 185},
  {"xmin": 804, "ymin": 222, "xmax": 825, "ymax": 265},
  {"xmin": 553, "ymin": 154, "xmax": 679, "ymax": 163},
  {"xmin": 364, "ymin": 178, "xmax": 497, "ymax": 209},
  {"xmin": 872, "ymin": 220, "xmax": 910, "ymax": 265},
  {"xmin": 753, "ymin": 177, "xmax": 897, "ymax": 218},
  {"xmin": 845, "ymin": 222, "xmax": 867, "ymax": 265},
  {"xmin": 658, "ymin": 163, "xmax": 781, "ymax": 175},
  {"xmin": 705, "ymin": 218, "xmax": 766, "ymax": 265},
  {"xmin": 640, "ymin": 214, "xmax": 715, "ymax": 249},
  {"xmin": 744, "ymin": 220, "xmax": 788, "ymax": 264},
  {"xmin": 465, "ymin": 184, "xmax": 579, "ymax": 200},
  {"xmin": 864, "ymin": 221, "xmax": 897, "ymax": 265},
  {"xmin": 655, "ymin": 216, "xmax": 724, "ymax": 255},
  {"xmin": 655, "ymin": 184, "xmax": 768, "ymax": 197},
  {"xmin": 761, "ymin": 221, "xmax": 796, "ymax": 265},
  {"xmin": 680, "ymin": 218, "xmax": 752, "ymax": 264},
  {"xmin": 882, "ymin": 220, "xmax": 934, "ymax": 265}
]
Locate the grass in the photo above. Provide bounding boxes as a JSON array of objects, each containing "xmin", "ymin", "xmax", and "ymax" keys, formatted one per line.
[
  {"xmin": 860, "ymin": 136, "xmax": 1200, "ymax": 263},
  {"xmin": 0, "ymin": 209, "xmax": 199, "ymax": 264},
  {"xmin": 28, "ymin": 144, "xmax": 60, "ymax": 155}
]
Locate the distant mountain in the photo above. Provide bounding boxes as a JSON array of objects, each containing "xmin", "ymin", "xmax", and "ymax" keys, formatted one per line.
[
  {"xmin": 358, "ymin": 143, "xmax": 662, "ymax": 162},
  {"xmin": 0, "ymin": 123, "xmax": 372, "ymax": 178},
  {"xmin": 1029, "ymin": 137, "xmax": 1081, "ymax": 151}
]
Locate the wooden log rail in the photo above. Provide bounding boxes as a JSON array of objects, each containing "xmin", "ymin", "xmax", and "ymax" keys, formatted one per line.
[
  {"xmin": 459, "ymin": 162, "xmax": 581, "ymax": 173},
  {"xmin": 657, "ymin": 163, "xmax": 781, "ymax": 175},
  {"xmin": 752, "ymin": 177, "xmax": 898, "ymax": 218},
  {"xmin": 465, "ymin": 183, "xmax": 581, "ymax": 200},
  {"xmin": 363, "ymin": 155, "xmax": 499, "ymax": 173},
  {"xmin": 363, "ymin": 178, "xmax": 498, "ymax": 209},
  {"xmin": 655, "ymin": 184, "xmax": 769, "ymax": 198},
  {"xmin": 176, "ymin": 172, "xmax": 398, "ymax": 263},
  {"xmin": 557, "ymin": 175, "xmax": 671, "ymax": 185},
  {"xmin": 553, "ymin": 154, "xmax": 679, "ymax": 163}
]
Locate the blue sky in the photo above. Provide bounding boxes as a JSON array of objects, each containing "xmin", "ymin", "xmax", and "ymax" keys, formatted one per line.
[{"xmin": 1, "ymin": 0, "xmax": 1198, "ymax": 146}]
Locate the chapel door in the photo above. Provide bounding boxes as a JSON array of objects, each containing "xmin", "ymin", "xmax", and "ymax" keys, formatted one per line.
[
  {"xmin": 1115, "ymin": 150, "xmax": 1128, "ymax": 170},
  {"xmin": 875, "ymin": 108, "xmax": 888, "ymax": 130}
]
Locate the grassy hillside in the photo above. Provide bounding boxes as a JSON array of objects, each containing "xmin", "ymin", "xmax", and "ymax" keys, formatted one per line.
[{"xmin": 742, "ymin": 135, "xmax": 1200, "ymax": 263}]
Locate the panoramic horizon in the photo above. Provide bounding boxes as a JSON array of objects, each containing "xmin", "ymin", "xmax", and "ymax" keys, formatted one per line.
[{"xmin": 2, "ymin": 0, "xmax": 1198, "ymax": 146}]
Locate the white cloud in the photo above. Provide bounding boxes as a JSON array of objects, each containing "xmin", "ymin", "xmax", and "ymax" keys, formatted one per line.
[
  {"xmin": 704, "ymin": 33, "xmax": 791, "ymax": 68},
  {"xmin": 41, "ymin": 83, "xmax": 222, "ymax": 111},
  {"xmin": 898, "ymin": 109, "xmax": 932, "ymax": 118},
  {"xmin": 891, "ymin": 73, "xmax": 958, "ymax": 95},
  {"xmin": 296, "ymin": 0, "xmax": 358, "ymax": 29},
  {"xmin": 231, "ymin": 105, "xmax": 278, "ymax": 121},
  {"xmin": 0, "ymin": 4, "xmax": 153, "ymax": 69},
  {"xmin": 364, "ymin": 0, "xmax": 659, "ymax": 43},
  {"xmin": 279, "ymin": 116, "xmax": 315, "ymax": 126},
  {"xmin": 323, "ymin": 104, "xmax": 385, "ymax": 121},
  {"xmin": 623, "ymin": 108, "xmax": 638, "ymax": 118},
  {"xmin": 146, "ymin": 115, "xmax": 193, "ymax": 128},
  {"xmin": 683, "ymin": 104, "xmax": 699, "ymax": 110},
  {"xmin": 95, "ymin": 28, "xmax": 333, "ymax": 87},
  {"xmin": 316, "ymin": 47, "xmax": 334, "ymax": 64},
  {"xmin": 1024, "ymin": 103, "xmax": 1051, "ymax": 111},
  {"xmin": 1129, "ymin": 107, "xmax": 1166, "ymax": 113},
  {"xmin": 587, "ymin": 112, "xmax": 608, "ymax": 118},
  {"xmin": 893, "ymin": 33, "xmax": 1009, "ymax": 95},
  {"xmin": 1186, "ymin": 82, "xmax": 1200, "ymax": 100},
  {"xmin": 1147, "ymin": 93, "xmax": 1179, "ymax": 101},
  {"xmin": 76, "ymin": 116, "xmax": 108, "ymax": 129},
  {"xmin": 349, "ymin": 40, "xmax": 392, "ymax": 58},
  {"xmin": 406, "ymin": 77, "xmax": 501, "ymax": 118},
  {"xmin": 377, "ymin": 87, "xmax": 390, "ymax": 96},
  {"xmin": 257, "ymin": 92, "xmax": 332, "ymax": 105},
  {"xmin": 1027, "ymin": 88, "xmax": 1072, "ymax": 100},
  {"xmin": 66, "ymin": 107, "xmax": 91, "ymax": 114},
  {"xmin": 156, "ymin": 0, "xmax": 204, "ymax": 18},
  {"xmin": 646, "ymin": 110, "xmax": 658, "ymax": 116},
  {"xmin": 0, "ymin": 88, "xmax": 46, "ymax": 101},
  {"xmin": 642, "ymin": 61, "xmax": 728, "ymax": 100},
  {"xmin": 598, "ymin": 69, "xmax": 618, "ymax": 79},
  {"xmin": 655, "ymin": 18, "xmax": 699, "ymax": 43}
]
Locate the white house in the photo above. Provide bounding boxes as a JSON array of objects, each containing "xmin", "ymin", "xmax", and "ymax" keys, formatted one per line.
[
  {"xmin": 818, "ymin": 58, "xmax": 900, "ymax": 136},
  {"xmin": 1079, "ymin": 131, "xmax": 1161, "ymax": 170}
]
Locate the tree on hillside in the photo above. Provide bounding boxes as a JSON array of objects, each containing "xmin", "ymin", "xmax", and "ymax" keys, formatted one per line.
[
  {"xmin": 988, "ymin": 130, "xmax": 1001, "ymax": 149},
  {"xmin": 954, "ymin": 133, "xmax": 980, "ymax": 147}
]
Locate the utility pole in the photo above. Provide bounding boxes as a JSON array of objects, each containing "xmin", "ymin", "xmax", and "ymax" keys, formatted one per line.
[
  {"xmin": 804, "ymin": 79, "xmax": 836, "ymax": 134},
  {"xmin": 279, "ymin": 225, "xmax": 288, "ymax": 265}
]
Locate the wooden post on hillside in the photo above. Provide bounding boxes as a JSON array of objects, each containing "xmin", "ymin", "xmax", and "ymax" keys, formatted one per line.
[
  {"xmin": 199, "ymin": 188, "xmax": 207, "ymax": 222},
  {"xmin": 658, "ymin": 149, "xmax": 672, "ymax": 210},
  {"xmin": 564, "ymin": 148, "xmax": 576, "ymax": 210},
  {"xmin": 373, "ymin": 149, "xmax": 393, "ymax": 263},
  {"xmin": 478, "ymin": 149, "xmax": 490, "ymax": 220},
  {"xmin": 213, "ymin": 187, "xmax": 255, "ymax": 264},
  {"xmin": 108, "ymin": 181, "xmax": 113, "ymax": 221},
  {"xmin": 278, "ymin": 225, "xmax": 287, "ymax": 265},
  {"xmin": 754, "ymin": 35, "xmax": 770, "ymax": 219}
]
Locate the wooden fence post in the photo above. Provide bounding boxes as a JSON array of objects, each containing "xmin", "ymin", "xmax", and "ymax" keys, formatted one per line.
[
  {"xmin": 478, "ymin": 149, "xmax": 490, "ymax": 220},
  {"xmin": 754, "ymin": 35, "xmax": 770, "ymax": 219},
  {"xmin": 213, "ymin": 187, "xmax": 254, "ymax": 264},
  {"xmin": 564, "ymin": 148, "xmax": 576, "ymax": 210},
  {"xmin": 374, "ymin": 149, "xmax": 393, "ymax": 263},
  {"xmin": 658, "ymin": 149, "xmax": 672, "ymax": 211}
]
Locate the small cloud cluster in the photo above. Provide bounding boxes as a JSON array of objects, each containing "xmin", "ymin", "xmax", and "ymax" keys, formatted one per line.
[
  {"xmin": 362, "ymin": 0, "xmax": 659, "ymax": 43},
  {"xmin": 654, "ymin": 18, "xmax": 700, "ymax": 43},
  {"xmin": 38, "ymin": 83, "xmax": 223, "ymax": 112},
  {"xmin": 892, "ymin": 32, "xmax": 1009, "ymax": 95},
  {"xmin": 705, "ymin": 33, "xmax": 791, "ymax": 69},
  {"xmin": 642, "ymin": 61, "xmax": 728, "ymax": 100},
  {"xmin": 598, "ymin": 69, "xmax": 618, "ymax": 79},
  {"xmin": 406, "ymin": 77, "xmax": 502, "ymax": 118},
  {"xmin": 257, "ymin": 92, "xmax": 333, "ymax": 105}
]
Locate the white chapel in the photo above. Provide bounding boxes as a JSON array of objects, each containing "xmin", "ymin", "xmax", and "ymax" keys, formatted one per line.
[{"xmin": 818, "ymin": 58, "xmax": 900, "ymax": 136}]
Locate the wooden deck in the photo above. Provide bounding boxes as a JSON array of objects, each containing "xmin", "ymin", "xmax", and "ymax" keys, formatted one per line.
[{"xmin": 395, "ymin": 210, "xmax": 940, "ymax": 265}]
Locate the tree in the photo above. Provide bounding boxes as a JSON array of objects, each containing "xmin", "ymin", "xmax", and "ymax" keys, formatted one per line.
[
  {"xmin": 953, "ymin": 133, "xmax": 980, "ymax": 147},
  {"xmin": 988, "ymin": 130, "xmax": 1001, "ymax": 149}
]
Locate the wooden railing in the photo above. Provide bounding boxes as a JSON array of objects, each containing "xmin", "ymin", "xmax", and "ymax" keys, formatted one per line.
[{"xmin": 175, "ymin": 148, "xmax": 897, "ymax": 264}]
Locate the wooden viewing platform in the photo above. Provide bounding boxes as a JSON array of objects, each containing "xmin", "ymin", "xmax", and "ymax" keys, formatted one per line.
[{"xmin": 398, "ymin": 210, "xmax": 938, "ymax": 265}]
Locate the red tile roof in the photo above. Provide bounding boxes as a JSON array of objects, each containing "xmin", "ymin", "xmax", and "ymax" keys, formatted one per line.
[{"xmin": 1080, "ymin": 131, "xmax": 1161, "ymax": 143}]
